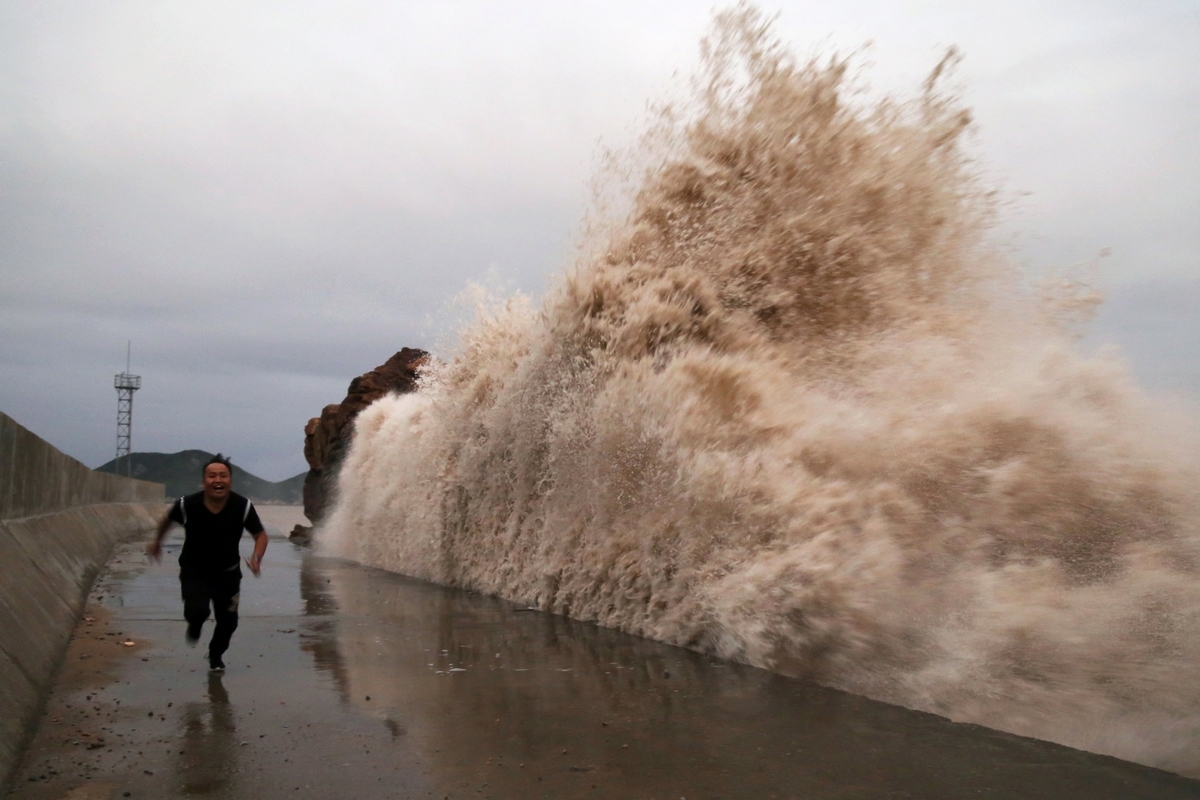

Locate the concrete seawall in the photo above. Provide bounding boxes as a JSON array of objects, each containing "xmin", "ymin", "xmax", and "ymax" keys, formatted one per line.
[{"xmin": 0, "ymin": 412, "xmax": 164, "ymax": 792}]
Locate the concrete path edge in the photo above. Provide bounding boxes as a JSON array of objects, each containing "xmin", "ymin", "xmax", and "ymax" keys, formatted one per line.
[{"xmin": 0, "ymin": 501, "xmax": 162, "ymax": 794}]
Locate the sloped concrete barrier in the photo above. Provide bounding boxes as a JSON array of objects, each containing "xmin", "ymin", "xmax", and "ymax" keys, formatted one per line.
[{"xmin": 0, "ymin": 412, "xmax": 164, "ymax": 791}]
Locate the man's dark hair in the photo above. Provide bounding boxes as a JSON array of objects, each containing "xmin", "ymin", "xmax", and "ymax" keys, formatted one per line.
[{"xmin": 201, "ymin": 453, "xmax": 234, "ymax": 479}]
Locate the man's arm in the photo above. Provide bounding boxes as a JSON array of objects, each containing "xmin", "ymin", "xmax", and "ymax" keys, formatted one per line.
[
  {"xmin": 242, "ymin": 502, "xmax": 268, "ymax": 576},
  {"xmin": 146, "ymin": 512, "xmax": 174, "ymax": 563},
  {"xmin": 246, "ymin": 530, "xmax": 268, "ymax": 576}
]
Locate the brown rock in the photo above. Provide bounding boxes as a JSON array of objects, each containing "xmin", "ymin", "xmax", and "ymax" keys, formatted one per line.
[
  {"xmin": 302, "ymin": 347, "xmax": 428, "ymax": 522},
  {"xmin": 288, "ymin": 524, "xmax": 313, "ymax": 545}
]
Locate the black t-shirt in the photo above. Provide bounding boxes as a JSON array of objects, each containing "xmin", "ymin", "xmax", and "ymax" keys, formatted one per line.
[{"xmin": 168, "ymin": 491, "xmax": 265, "ymax": 575}]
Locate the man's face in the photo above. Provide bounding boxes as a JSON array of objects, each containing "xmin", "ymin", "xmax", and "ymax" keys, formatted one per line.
[{"xmin": 203, "ymin": 464, "xmax": 231, "ymax": 501}]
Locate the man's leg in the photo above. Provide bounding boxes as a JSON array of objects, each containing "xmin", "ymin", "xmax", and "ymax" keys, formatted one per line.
[
  {"xmin": 207, "ymin": 571, "xmax": 241, "ymax": 669},
  {"xmin": 180, "ymin": 575, "xmax": 211, "ymax": 645}
]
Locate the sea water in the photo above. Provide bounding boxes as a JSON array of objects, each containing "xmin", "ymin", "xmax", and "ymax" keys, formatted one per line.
[{"xmin": 323, "ymin": 7, "xmax": 1200, "ymax": 776}]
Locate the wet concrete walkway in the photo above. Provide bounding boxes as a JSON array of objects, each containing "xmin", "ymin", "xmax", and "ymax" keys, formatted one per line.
[{"xmin": 9, "ymin": 508, "xmax": 1200, "ymax": 800}]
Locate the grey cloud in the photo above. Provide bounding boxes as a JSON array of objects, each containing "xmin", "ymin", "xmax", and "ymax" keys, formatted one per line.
[
  {"xmin": 1087, "ymin": 278, "xmax": 1200, "ymax": 411},
  {"xmin": 1, "ymin": 1, "xmax": 1196, "ymax": 478}
]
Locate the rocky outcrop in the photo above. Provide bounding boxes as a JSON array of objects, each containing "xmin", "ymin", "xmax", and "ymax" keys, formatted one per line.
[
  {"xmin": 302, "ymin": 348, "xmax": 428, "ymax": 523},
  {"xmin": 288, "ymin": 523, "xmax": 313, "ymax": 544}
]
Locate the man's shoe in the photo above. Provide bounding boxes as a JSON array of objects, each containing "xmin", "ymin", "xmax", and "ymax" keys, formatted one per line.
[
  {"xmin": 208, "ymin": 655, "xmax": 225, "ymax": 672},
  {"xmin": 185, "ymin": 623, "xmax": 202, "ymax": 646}
]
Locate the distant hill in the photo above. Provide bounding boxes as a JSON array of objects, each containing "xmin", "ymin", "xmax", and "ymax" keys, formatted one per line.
[{"xmin": 96, "ymin": 450, "xmax": 305, "ymax": 504}]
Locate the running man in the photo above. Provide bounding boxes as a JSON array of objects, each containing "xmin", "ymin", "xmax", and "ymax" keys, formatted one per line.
[{"xmin": 146, "ymin": 454, "xmax": 268, "ymax": 671}]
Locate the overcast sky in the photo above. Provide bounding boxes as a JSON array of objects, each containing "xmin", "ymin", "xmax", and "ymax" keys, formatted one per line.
[{"xmin": 1, "ymin": 1, "xmax": 1197, "ymax": 480}]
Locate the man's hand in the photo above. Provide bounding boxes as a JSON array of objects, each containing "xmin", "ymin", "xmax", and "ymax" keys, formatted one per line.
[
  {"xmin": 149, "ymin": 513, "xmax": 173, "ymax": 564},
  {"xmin": 246, "ymin": 531, "xmax": 267, "ymax": 577}
]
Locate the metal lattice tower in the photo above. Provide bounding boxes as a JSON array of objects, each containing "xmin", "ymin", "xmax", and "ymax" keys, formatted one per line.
[{"xmin": 114, "ymin": 342, "xmax": 141, "ymax": 478}]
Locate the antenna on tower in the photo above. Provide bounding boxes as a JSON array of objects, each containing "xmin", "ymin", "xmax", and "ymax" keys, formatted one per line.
[{"xmin": 114, "ymin": 341, "xmax": 142, "ymax": 479}]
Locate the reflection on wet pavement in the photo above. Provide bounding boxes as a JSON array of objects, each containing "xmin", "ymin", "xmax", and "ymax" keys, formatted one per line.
[
  {"xmin": 305, "ymin": 557, "xmax": 1200, "ymax": 800},
  {"xmin": 10, "ymin": 508, "xmax": 1200, "ymax": 799},
  {"xmin": 177, "ymin": 674, "xmax": 236, "ymax": 795}
]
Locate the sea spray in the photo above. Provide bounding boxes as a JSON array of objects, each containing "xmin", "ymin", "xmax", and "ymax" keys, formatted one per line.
[{"xmin": 324, "ymin": 6, "xmax": 1200, "ymax": 774}]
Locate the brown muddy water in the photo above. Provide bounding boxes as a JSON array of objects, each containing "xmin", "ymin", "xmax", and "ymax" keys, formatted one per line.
[
  {"xmin": 8, "ymin": 507, "xmax": 1199, "ymax": 800},
  {"xmin": 327, "ymin": 9, "xmax": 1200, "ymax": 776}
]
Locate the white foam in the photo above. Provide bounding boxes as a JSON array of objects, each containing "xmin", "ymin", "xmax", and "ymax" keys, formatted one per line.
[{"xmin": 322, "ymin": 7, "xmax": 1200, "ymax": 776}]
